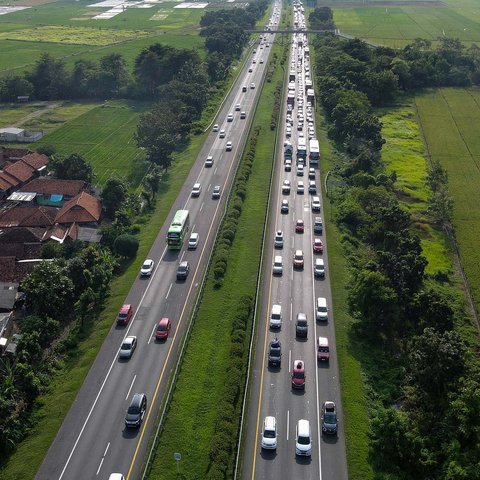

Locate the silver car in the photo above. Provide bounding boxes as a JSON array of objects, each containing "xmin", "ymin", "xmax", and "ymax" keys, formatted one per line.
[{"xmin": 119, "ymin": 336, "xmax": 137, "ymax": 359}]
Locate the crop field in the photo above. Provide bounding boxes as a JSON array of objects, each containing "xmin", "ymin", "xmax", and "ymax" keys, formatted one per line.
[
  {"xmin": 332, "ymin": 0, "xmax": 480, "ymax": 47},
  {"xmin": 379, "ymin": 101, "xmax": 452, "ymax": 276},
  {"xmin": 34, "ymin": 100, "xmax": 150, "ymax": 187},
  {"xmin": 0, "ymin": 0, "xmax": 204, "ymax": 73},
  {"xmin": 415, "ymin": 87, "xmax": 480, "ymax": 310}
]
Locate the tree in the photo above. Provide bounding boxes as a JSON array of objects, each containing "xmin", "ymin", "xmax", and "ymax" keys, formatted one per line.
[
  {"xmin": 50, "ymin": 153, "xmax": 93, "ymax": 183},
  {"xmin": 0, "ymin": 75, "xmax": 33, "ymax": 102},
  {"xmin": 21, "ymin": 260, "xmax": 74, "ymax": 320},
  {"xmin": 98, "ymin": 53, "xmax": 130, "ymax": 98},
  {"xmin": 101, "ymin": 177, "xmax": 128, "ymax": 218},
  {"xmin": 70, "ymin": 59, "xmax": 99, "ymax": 98},
  {"xmin": 308, "ymin": 7, "xmax": 334, "ymax": 30},
  {"xmin": 19, "ymin": 315, "xmax": 59, "ymax": 348},
  {"xmin": 27, "ymin": 53, "xmax": 69, "ymax": 100},
  {"xmin": 113, "ymin": 234, "xmax": 139, "ymax": 258},
  {"xmin": 36, "ymin": 144, "xmax": 56, "ymax": 157},
  {"xmin": 409, "ymin": 289, "xmax": 455, "ymax": 332}
]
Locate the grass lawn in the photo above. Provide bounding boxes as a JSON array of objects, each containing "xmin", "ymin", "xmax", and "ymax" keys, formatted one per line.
[
  {"xmin": 33, "ymin": 100, "xmax": 151, "ymax": 187},
  {"xmin": 379, "ymin": 100, "xmax": 452, "ymax": 276},
  {"xmin": 415, "ymin": 87, "xmax": 480, "ymax": 313},
  {"xmin": 147, "ymin": 37, "xmax": 282, "ymax": 480},
  {"xmin": 332, "ymin": 1, "xmax": 480, "ymax": 47}
]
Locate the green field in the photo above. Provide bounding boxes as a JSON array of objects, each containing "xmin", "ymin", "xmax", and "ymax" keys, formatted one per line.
[
  {"xmin": 415, "ymin": 87, "xmax": 480, "ymax": 311},
  {"xmin": 0, "ymin": 0, "xmax": 205, "ymax": 73},
  {"xmin": 332, "ymin": 0, "xmax": 480, "ymax": 47},
  {"xmin": 34, "ymin": 100, "xmax": 150, "ymax": 186}
]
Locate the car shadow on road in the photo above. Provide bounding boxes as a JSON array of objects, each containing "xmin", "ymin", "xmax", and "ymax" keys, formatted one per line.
[
  {"xmin": 122, "ymin": 428, "xmax": 140, "ymax": 439},
  {"xmin": 317, "ymin": 362, "xmax": 330, "ymax": 369},
  {"xmin": 295, "ymin": 455, "xmax": 312, "ymax": 465},
  {"xmin": 321, "ymin": 434, "xmax": 339, "ymax": 445},
  {"xmin": 291, "ymin": 388, "xmax": 306, "ymax": 396},
  {"xmin": 260, "ymin": 449, "xmax": 277, "ymax": 460}
]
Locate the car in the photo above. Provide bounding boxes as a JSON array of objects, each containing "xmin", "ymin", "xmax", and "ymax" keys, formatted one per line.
[
  {"xmin": 297, "ymin": 181, "xmax": 304, "ymax": 194},
  {"xmin": 155, "ymin": 317, "xmax": 171, "ymax": 340},
  {"xmin": 188, "ymin": 232, "xmax": 199, "ymax": 249},
  {"xmin": 295, "ymin": 219, "xmax": 304, "ymax": 233},
  {"xmin": 314, "ymin": 216, "xmax": 323, "ymax": 234},
  {"xmin": 140, "ymin": 259, "xmax": 154, "ymax": 277},
  {"xmin": 308, "ymin": 180, "xmax": 316, "ymax": 194},
  {"xmin": 226, "ymin": 141, "xmax": 233, "ymax": 151},
  {"xmin": 308, "ymin": 128, "xmax": 315, "ymax": 140},
  {"xmin": 253, "ymin": 49, "xmax": 257, "ymax": 54},
  {"xmin": 297, "ymin": 164, "xmax": 304, "ymax": 176},
  {"xmin": 108, "ymin": 475, "xmax": 125, "ymax": 480},
  {"xmin": 242, "ymin": 85, "xmax": 247, "ymax": 92},
  {"xmin": 212, "ymin": 185, "xmax": 221, "ymax": 199},
  {"xmin": 235, "ymin": 103, "xmax": 241, "ymax": 111},
  {"xmin": 291, "ymin": 359, "xmax": 306, "ymax": 389},
  {"xmin": 286, "ymin": 126, "xmax": 292, "ymax": 137},
  {"xmin": 273, "ymin": 255, "xmax": 283, "ymax": 275},
  {"xmin": 321, "ymin": 401, "xmax": 338, "ymax": 435},
  {"xmin": 119, "ymin": 336, "xmax": 137, "ymax": 359},
  {"xmin": 240, "ymin": 111, "xmax": 246, "ymax": 119},
  {"xmin": 295, "ymin": 419, "xmax": 312, "ymax": 457},
  {"xmin": 125, "ymin": 393, "xmax": 147, "ymax": 428},
  {"xmin": 248, "ymin": 67, "xmax": 253, "ymax": 73},
  {"xmin": 269, "ymin": 304, "xmax": 282, "ymax": 329},
  {"xmin": 311, "ymin": 196, "xmax": 321, "ymax": 212},
  {"xmin": 281, "ymin": 199, "xmax": 289, "ymax": 213},
  {"xmin": 261, "ymin": 416, "xmax": 277, "ymax": 450},
  {"xmin": 260, "ymin": 58, "xmax": 264, "ymax": 64},
  {"xmin": 282, "ymin": 179, "xmax": 291, "ymax": 194},
  {"xmin": 252, "ymin": 58, "xmax": 256, "ymax": 64},
  {"xmin": 314, "ymin": 258, "xmax": 325, "ymax": 278},
  {"xmin": 293, "ymin": 249, "xmax": 304, "ymax": 269},
  {"xmin": 176, "ymin": 261, "xmax": 190, "ymax": 281},
  {"xmin": 266, "ymin": 43, "xmax": 270, "ymax": 47},
  {"xmin": 313, "ymin": 238, "xmax": 323, "ymax": 253},
  {"xmin": 191, "ymin": 183, "xmax": 201, "ymax": 197},
  {"xmin": 308, "ymin": 167, "xmax": 315, "ymax": 179},
  {"xmin": 212, "ymin": 124, "xmax": 219, "ymax": 132},
  {"xmin": 117, "ymin": 304, "xmax": 133, "ymax": 326},
  {"xmin": 205, "ymin": 155, "xmax": 214, "ymax": 167},
  {"xmin": 227, "ymin": 113, "xmax": 234, "ymax": 122},
  {"xmin": 268, "ymin": 338, "xmax": 282, "ymax": 366},
  {"xmin": 250, "ymin": 82, "xmax": 256, "ymax": 89},
  {"xmin": 219, "ymin": 129, "xmax": 226, "ymax": 138},
  {"xmin": 297, "ymin": 123, "xmax": 303, "ymax": 131},
  {"xmin": 317, "ymin": 336, "xmax": 330, "ymax": 362},
  {"xmin": 284, "ymin": 159, "xmax": 292, "ymax": 171},
  {"xmin": 274, "ymin": 230, "xmax": 284, "ymax": 248},
  {"xmin": 296, "ymin": 312, "xmax": 308, "ymax": 338}
]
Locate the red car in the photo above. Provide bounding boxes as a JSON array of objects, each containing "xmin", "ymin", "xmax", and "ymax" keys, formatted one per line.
[
  {"xmin": 117, "ymin": 304, "xmax": 133, "ymax": 326},
  {"xmin": 155, "ymin": 318, "xmax": 172, "ymax": 340},
  {"xmin": 295, "ymin": 219, "xmax": 304, "ymax": 233},
  {"xmin": 291, "ymin": 359, "xmax": 306, "ymax": 389},
  {"xmin": 313, "ymin": 238, "xmax": 324, "ymax": 253}
]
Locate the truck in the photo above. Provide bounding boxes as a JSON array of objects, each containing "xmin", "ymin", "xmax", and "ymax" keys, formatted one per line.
[
  {"xmin": 297, "ymin": 137, "xmax": 307, "ymax": 164},
  {"xmin": 307, "ymin": 88, "xmax": 315, "ymax": 105},
  {"xmin": 309, "ymin": 139, "xmax": 320, "ymax": 165},
  {"xmin": 287, "ymin": 92, "xmax": 295, "ymax": 107},
  {"xmin": 284, "ymin": 141, "xmax": 293, "ymax": 163},
  {"xmin": 289, "ymin": 70, "xmax": 296, "ymax": 82},
  {"xmin": 305, "ymin": 79, "xmax": 312, "ymax": 94}
]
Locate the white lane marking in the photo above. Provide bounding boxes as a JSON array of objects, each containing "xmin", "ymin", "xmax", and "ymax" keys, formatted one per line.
[
  {"xmin": 290, "ymin": 303, "xmax": 293, "ymax": 322},
  {"xmin": 180, "ymin": 251, "xmax": 185, "ymax": 262},
  {"xmin": 214, "ymin": 167, "xmax": 218, "ymax": 175},
  {"xmin": 165, "ymin": 283, "xmax": 172, "ymax": 300},
  {"xmin": 192, "ymin": 223, "xmax": 196, "ymax": 232},
  {"xmin": 286, "ymin": 410, "xmax": 290, "ymax": 441},
  {"xmin": 96, "ymin": 457, "xmax": 104, "ymax": 476},
  {"xmin": 208, "ymin": 183, "xmax": 211, "ymax": 191},
  {"xmin": 104, "ymin": 442, "xmax": 110, "ymax": 457},
  {"xmin": 200, "ymin": 202, "xmax": 204, "ymax": 212},
  {"xmin": 148, "ymin": 324, "xmax": 156, "ymax": 345},
  {"xmin": 288, "ymin": 350, "xmax": 292, "ymax": 372},
  {"xmin": 125, "ymin": 374, "xmax": 137, "ymax": 401}
]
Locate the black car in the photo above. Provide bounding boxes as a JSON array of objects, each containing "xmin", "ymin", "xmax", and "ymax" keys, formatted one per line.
[
  {"xmin": 295, "ymin": 313, "xmax": 308, "ymax": 338},
  {"xmin": 321, "ymin": 401, "xmax": 338, "ymax": 435},
  {"xmin": 268, "ymin": 338, "xmax": 282, "ymax": 367},
  {"xmin": 176, "ymin": 261, "xmax": 190, "ymax": 281},
  {"xmin": 125, "ymin": 393, "xmax": 147, "ymax": 428}
]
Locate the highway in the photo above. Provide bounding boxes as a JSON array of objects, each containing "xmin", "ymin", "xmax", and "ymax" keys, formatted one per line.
[
  {"xmin": 241, "ymin": 2, "xmax": 349, "ymax": 479},
  {"xmin": 35, "ymin": 4, "xmax": 281, "ymax": 479}
]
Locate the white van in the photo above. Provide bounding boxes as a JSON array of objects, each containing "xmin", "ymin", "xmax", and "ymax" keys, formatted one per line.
[
  {"xmin": 273, "ymin": 255, "xmax": 283, "ymax": 275},
  {"xmin": 270, "ymin": 304, "xmax": 282, "ymax": 328},
  {"xmin": 316, "ymin": 297, "xmax": 328, "ymax": 321},
  {"xmin": 314, "ymin": 258, "xmax": 325, "ymax": 278},
  {"xmin": 295, "ymin": 419, "xmax": 312, "ymax": 457},
  {"xmin": 312, "ymin": 196, "xmax": 321, "ymax": 212},
  {"xmin": 261, "ymin": 416, "xmax": 277, "ymax": 450}
]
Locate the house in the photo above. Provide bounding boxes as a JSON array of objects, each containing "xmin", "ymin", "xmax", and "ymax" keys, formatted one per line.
[
  {"xmin": 18, "ymin": 178, "xmax": 87, "ymax": 206},
  {"xmin": 0, "ymin": 128, "xmax": 43, "ymax": 143},
  {"xmin": 55, "ymin": 191, "xmax": 101, "ymax": 225},
  {"xmin": 0, "ymin": 227, "xmax": 43, "ymax": 258},
  {"xmin": 0, "ymin": 205, "xmax": 57, "ymax": 228}
]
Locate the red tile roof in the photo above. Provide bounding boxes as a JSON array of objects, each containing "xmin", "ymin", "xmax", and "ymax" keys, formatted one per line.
[
  {"xmin": 55, "ymin": 192, "xmax": 101, "ymax": 224},
  {"xmin": 21, "ymin": 153, "xmax": 48, "ymax": 170},
  {"xmin": 0, "ymin": 227, "xmax": 44, "ymax": 244},
  {"xmin": 0, "ymin": 205, "xmax": 57, "ymax": 228},
  {"xmin": 4, "ymin": 161, "xmax": 34, "ymax": 183},
  {"xmin": 19, "ymin": 178, "xmax": 86, "ymax": 197}
]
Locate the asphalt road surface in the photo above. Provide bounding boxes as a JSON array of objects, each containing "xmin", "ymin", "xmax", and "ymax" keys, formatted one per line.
[
  {"xmin": 240, "ymin": 3, "xmax": 349, "ymax": 480},
  {"xmin": 35, "ymin": 7, "xmax": 281, "ymax": 480}
]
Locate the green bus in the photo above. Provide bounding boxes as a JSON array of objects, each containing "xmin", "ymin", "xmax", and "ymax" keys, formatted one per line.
[{"xmin": 167, "ymin": 210, "xmax": 190, "ymax": 249}]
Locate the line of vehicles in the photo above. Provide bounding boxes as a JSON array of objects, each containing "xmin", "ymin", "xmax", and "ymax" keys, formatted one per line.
[{"xmin": 258, "ymin": 0, "xmax": 338, "ymax": 466}]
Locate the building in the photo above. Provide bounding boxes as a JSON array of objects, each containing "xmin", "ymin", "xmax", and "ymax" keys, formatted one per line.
[{"xmin": 0, "ymin": 128, "xmax": 43, "ymax": 143}]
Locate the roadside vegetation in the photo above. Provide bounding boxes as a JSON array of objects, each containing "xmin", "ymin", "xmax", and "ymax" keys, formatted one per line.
[
  {"xmin": 311, "ymin": 11, "xmax": 480, "ymax": 479},
  {"xmin": 147, "ymin": 28, "xmax": 286, "ymax": 480},
  {"xmin": 0, "ymin": 1, "xmax": 270, "ymax": 476}
]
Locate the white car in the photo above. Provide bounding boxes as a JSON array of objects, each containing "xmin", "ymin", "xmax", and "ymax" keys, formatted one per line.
[
  {"xmin": 191, "ymin": 183, "xmax": 201, "ymax": 197},
  {"xmin": 226, "ymin": 141, "xmax": 233, "ymax": 151},
  {"xmin": 119, "ymin": 336, "xmax": 137, "ymax": 359},
  {"xmin": 282, "ymin": 179, "xmax": 291, "ymax": 194},
  {"xmin": 188, "ymin": 232, "xmax": 199, "ymax": 249},
  {"xmin": 235, "ymin": 103, "xmax": 241, "ymax": 111},
  {"xmin": 250, "ymin": 82, "xmax": 256, "ymax": 89},
  {"xmin": 297, "ymin": 181, "xmax": 304, "ymax": 194},
  {"xmin": 227, "ymin": 113, "xmax": 234, "ymax": 122},
  {"xmin": 261, "ymin": 416, "xmax": 277, "ymax": 450},
  {"xmin": 212, "ymin": 124, "xmax": 219, "ymax": 132},
  {"xmin": 219, "ymin": 129, "xmax": 226, "ymax": 138},
  {"xmin": 205, "ymin": 155, "xmax": 213, "ymax": 167},
  {"xmin": 140, "ymin": 259, "xmax": 154, "ymax": 277}
]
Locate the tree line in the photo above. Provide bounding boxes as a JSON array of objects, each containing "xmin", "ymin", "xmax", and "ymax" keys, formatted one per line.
[{"xmin": 313, "ymin": 30, "xmax": 480, "ymax": 479}]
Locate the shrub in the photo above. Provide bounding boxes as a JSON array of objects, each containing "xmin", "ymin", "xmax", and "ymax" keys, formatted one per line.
[{"xmin": 113, "ymin": 234, "xmax": 139, "ymax": 258}]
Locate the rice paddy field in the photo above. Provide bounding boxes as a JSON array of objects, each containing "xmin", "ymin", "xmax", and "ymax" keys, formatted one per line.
[
  {"xmin": 414, "ymin": 87, "xmax": 480, "ymax": 311},
  {"xmin": 329, "ymin": 0, "xmax": 480, "ymax": 47},
  {"xmin": 0, "ymin": 0, "xmax": 206, "ymax": 73}
]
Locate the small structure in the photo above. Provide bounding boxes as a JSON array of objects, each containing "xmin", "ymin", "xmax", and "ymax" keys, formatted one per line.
[{"xmin": 0, "ymin": 128, "xmax": 43, "ymax": 143}]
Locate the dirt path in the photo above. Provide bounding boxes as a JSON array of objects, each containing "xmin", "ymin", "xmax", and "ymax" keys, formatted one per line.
[{"xmin": 11, "ymin": 101, "xmax": 62, "ymax": 128}]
